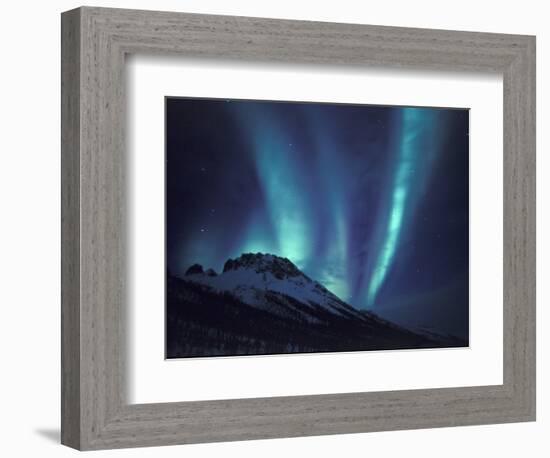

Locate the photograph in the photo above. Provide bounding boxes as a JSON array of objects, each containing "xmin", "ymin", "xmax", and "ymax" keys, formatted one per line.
[{"xmin": 165, "ymin": 97, "xmax": 470, "ymax": 358}]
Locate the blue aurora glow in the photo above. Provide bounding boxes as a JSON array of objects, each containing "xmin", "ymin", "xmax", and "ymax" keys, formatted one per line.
[
  {"xmin": 365, "ymin": 108, "xmax": 439, "ymax": 306},
  {"xmin": 166, "ymin": 98, "xmax": 469, "ymax": 337}
]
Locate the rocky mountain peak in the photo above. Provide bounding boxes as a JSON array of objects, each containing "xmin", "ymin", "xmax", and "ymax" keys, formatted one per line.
[
  {"xmin": 222, "ymin": 252, "xmax": 304, "ymax": 280},
  {"xmin": 204, "ymin": 268, "xmax": 218, "ymax": 277},
  {"xmin": 185, "ymin": 263, "xmax": 218, "ymax": 277},
  {"xmin": 185, "ymin": 263, "xmax": 204, "ymax": 276}
]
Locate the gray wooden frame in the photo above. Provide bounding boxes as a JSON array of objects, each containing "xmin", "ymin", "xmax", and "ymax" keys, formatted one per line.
[{"xmin": 61, "ymin": 6, "xmax": 536, "ymax": 451}]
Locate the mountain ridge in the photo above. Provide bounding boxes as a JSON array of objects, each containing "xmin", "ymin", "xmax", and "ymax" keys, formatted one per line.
[
  {"xmin": 166, "ymin": 252, "xmax": 466, "ymax": 358},
  {"xmin": 183, "ymin": 252, "xmax": 367, "ymax": 323}
]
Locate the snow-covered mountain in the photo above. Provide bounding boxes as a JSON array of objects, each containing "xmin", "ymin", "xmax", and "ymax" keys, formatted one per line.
[
  {"xmin": 166, "ymin": 253, "xmax": 464, "ymax": 358},
  {"xmin": 183, "ymin": 253, "xmax": 366, "ymax": 324}
]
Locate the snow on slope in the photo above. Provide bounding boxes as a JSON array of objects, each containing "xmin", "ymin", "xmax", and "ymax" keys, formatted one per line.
[{"xmin": 183, "ymin": 253, "xmax": 365, "ymax": 323}]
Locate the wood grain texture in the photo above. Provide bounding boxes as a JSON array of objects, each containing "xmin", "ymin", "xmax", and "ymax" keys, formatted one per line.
[
  {"xmin": 61, "ymin": 6, "xmax": 536, "ymax": 450},
  {"xmin": 61, "ymin": 7, "xmax": 81, "ymax": 449}
]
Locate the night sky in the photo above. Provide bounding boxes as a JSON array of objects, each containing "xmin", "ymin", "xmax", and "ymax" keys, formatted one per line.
[{"xmin": 166, "ymin": 97, "xmax": 469, "ymax": 340}]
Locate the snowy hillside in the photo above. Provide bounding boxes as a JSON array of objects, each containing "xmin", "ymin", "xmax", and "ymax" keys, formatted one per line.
[
  {"xmin": 183, "ymin": 253, "xmax": 366, "ymax": 324},
  {"xmin": 166, "ymin": 253, "xmax": 466, "ymax": 358}
]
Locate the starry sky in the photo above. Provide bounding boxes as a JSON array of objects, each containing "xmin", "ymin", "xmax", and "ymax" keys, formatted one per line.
[{"xmin": 166, "ymin": 97, "xmax": 469, "ymax": 340}]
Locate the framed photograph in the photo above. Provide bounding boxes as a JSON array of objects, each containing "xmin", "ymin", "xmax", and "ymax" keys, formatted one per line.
[
  {"xmin": 164, "ymin": 97, "xmax": 469, "ymax": 359},
  {"xmin": 61, "ymin": 6, "xmax": 535, "ymax": 450}
]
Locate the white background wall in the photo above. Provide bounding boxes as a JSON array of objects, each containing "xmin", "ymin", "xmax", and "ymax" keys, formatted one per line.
[{"xmin": 0, "ymin": 1, "xmax": 546, "ymax": 456}]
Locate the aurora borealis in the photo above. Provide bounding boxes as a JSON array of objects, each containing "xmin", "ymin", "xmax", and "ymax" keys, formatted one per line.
[{"xmin": 166, "ymin": 97, "xmax": 469, "ymax": 340}]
